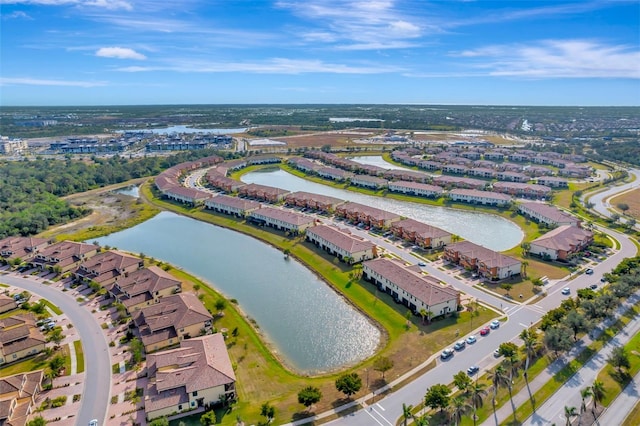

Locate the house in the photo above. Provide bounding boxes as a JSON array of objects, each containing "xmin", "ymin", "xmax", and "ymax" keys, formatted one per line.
[
  {"xmin": 238, "ymin": 183, "xmax": 290, "ymax": 203},
  {"xmin": 417, "ymin": 160, "xmax": 442, "ymax": 171},
  {"xmin": 363, "ymin": 258, "xmax": 459, "ymax": 318},
  {"xmin": 133, "ymin": 293, "xmax": 213, "ymax": 353},
  {"xmin": 162, "ymin": 186, "xmax": 211, "ymax": 206},
  {"xmin": 31, "ymin": 241, "xmax": 99, "ymax": 272},
  {"xmin": 350, "ymin": 175, "xmax": 388, "ymax": 189},
  {"xmin": 0, "ymin": 315, "xmax": 46, "ymax": 365},
  {"xmin": 518, "ymin": 202, "xmax": 580, "ymax": 227},
  {"xmin": 0, "ymin": 237, "xmax": 49, "ymax": 264},
  {"xmin": 316, "ymin": 166, "xmax": 353, "ymax": 181},
  {"xmin": 204, "ymin": 195, "xmax": 261, "ymax": 218},
  {"xmin": 224, "ymin": 159, "xmax": 248, "ymax": 171},
  {"xmin": 0, "ymin": 370, "xmax": 43, "ymax": 426},
  {"xmin": 144, "ymin": 334, "xmax": 235, "ymax": 421},
  {"xmin": 525, "ymin": 166, "xmax": 553, "ymax": 177},
  {"xmin": 247, "ymin": 155, "xmax": 281, "ymax": 165},
  {"xmin": 305, "ymin": 225, "xmax": 377, "ymax": 263},
  {"xmin": 383, "ymin": 169, "xmax": 432, "ymax": 183},
  {"xmin": 206, "ymin": 173, "xmax": 246, "ymax": 193},
  {"xmin": 449, "ymin": 189, "xmax": 512, "ymax": 207},
  {"xmin": 387, "ymin": 181, "xmax": 443, "ymax": 198},
  {"xmin": 536, "ymin": 176, "xmax": 569, "ymax": 188},
  {"xmin": 390, "ymin": 219, "xmax": 452, "ymax": 248},
  {"xmin": 0, "ymin": 295, "xmax": 17, "ymax": 315},
  {"xmin": 249, "ymin": 207, "xmax": 316, "ymax": 234},
  {"xmin": 529, "ymin": 225, "xmax": 593, "ymax": 261},
  {"xmin": 284, "ymin": 192, "xmax": 344, "ymax": 213},
  {"xmin": 442, "ymin": 164, "xmax": 469, "ymax": 175},
  {"xmin": 492, "ymin": 182, "xmax": 552, "ymax": 199},
  {"xmin": 288, "ymin": 157, "xmax": 321, "ymax": 174},
  {"xmin": 105, "ymin": 266, "xmax": 182, "ymax": 312},
  {"xmin": 433, "ymin": 176, "xmax": 487, "ymax": 190},
  {"xmin": 334, "ymin": 202, "xmax": 402, "ymax": 229},
  {"xmin": 74, "ymin": 250, "xmax": 143, "ymax": 286},
  {"xmin": 468, "ymin": 168, "xmax": 497, "ymax": 179},
  {"xmin": 496, "ymin": 171, "xmax": 529, "ymax": 183},
  {"xmin": 444, "ymin": 241, "xmax": 521, "ymax": 280}
]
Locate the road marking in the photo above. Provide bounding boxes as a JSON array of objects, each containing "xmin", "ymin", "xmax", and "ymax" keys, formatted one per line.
[
  {"xmin": 364, "ymin": 408, "xmax": 385, "ymax": 426},
  {"xmin": 371, "ymin": 406, "xmax": 392, "ymax": 425},
  {"xmin": 519, "ymin": 323, "xmax": 529, "ymax": 328},
  {"xmin": 377, "ymin": 403, "xmax": 385, "ymax": 411}
]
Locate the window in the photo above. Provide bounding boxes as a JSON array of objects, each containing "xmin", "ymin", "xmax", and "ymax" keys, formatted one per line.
[
  {"xmin": 192, "ymin": 391, "xmax": 198, "ymax": 397},
  {"xmin": 178, "ymin": 404, "xmax": 182, "ymax": 410}
]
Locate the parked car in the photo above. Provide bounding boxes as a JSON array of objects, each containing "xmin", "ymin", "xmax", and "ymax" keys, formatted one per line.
[
  {"xmin": 585, "ymin": 268, "xmax": 594, "ymax": 275},
  {"xmin": 466, "ymin": 335, "xmax": 477, "ymax": 344},
  {"xmin": 561, "ymin": 287, "xmax": 571, "ymax": 295},
  {"xmin": 493, "ymin": 349, "xmax": 502, "ymax": 357},
  {"xmin": 418, "ymin": 262, "xmax": 426, "ymax": 267},
  {"xmin": 467, "ymin": 365, "xmax": 480, "ymax": 375},
  {"xmin": 441, "ymin": 348, "xmax": 454, "ymax": 360},
  {"xmin": 89, "ymin": 420, "xmax": 98, "ymax": 426},
  {"xmin": 480, "ymin": 326, "xmax": 490, "ymax": 336},
  {"xmin": 489, "ymin": 320, "xmax": 500, "ymax": 329},
  {"xmin": 454, "ymin": 340, "xmax": 466, "ymax": 351},
  {"xmin": 589, "ymin": 283, "xmax": 598, "ymax": 290}
]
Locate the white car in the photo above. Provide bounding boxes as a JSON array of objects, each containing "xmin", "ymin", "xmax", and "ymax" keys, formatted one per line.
[
  {"xmin": 489, "ymin": 320, "xmax": 500, "ymax": 329},
  {"xmin": 561, "ymin": 287, "xmax": 571, "ymax": 295},
  {"xmin": 89, "ymin": 420, "xmax": 98, "ymax": 426}
]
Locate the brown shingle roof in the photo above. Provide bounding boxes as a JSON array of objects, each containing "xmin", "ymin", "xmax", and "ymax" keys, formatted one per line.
[
  {"xmin": 306, "ymin": 225, "xmax": 376, "ymax": 254},
  {"xmin": 531, "ymin": 225, "xmax": 593, "ymax": 251}
]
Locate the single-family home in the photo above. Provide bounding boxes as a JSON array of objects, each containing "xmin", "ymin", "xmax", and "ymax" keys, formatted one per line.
[
  {"xmin": 0, "ymin": 370, "xmax": 43, "ymax": 426},
  {"xmin": 0, "ymin": 315, "xmax": 46, "ymax": 365}
]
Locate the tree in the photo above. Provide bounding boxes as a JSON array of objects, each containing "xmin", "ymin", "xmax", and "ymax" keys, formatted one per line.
[
  {"xmin": 424, "ymin": 383, "xmax": 451, "ymax": 413},
  {"xmin": 453, "ymin": 370, "xmax": 472, "ymax": 393},
  {"xmin": 521, "ymin": 260, "xmax": 529, "ymax": 277},
  {"xmin": 468, "ymin": 381, "xmax": 488, "ymax": 426},
  {"xmin": 402, "ymin": 403, "xmax": 413, "ymax": 426},
  {"xmin": 193, "ymin": 283, "xmax": 201, "ymax": 296},
  {"xmin": 413, "ymin": 413, "xmax": 431, "ymax": 426},
  {"xmin": 129, "ymin": 337, "xmax": 144, "ymax": 365},
  {"xmin": 48, "ymin": 354, "xmax": 65, "ymax": 377},
  {"xmin": 563, "ymin": 310, "xmax": 589, "ymax": 341},
  {"xmin": 297, "ymin": 386, "xmax": 322, "ymax": 410},
  {"xmin": 46, "ymin": 327, "xmax": 64, "ymax": 347},
  {"xmin": 597, "ymin": 293, "xmax": 619, "ymax": 317},
  {"xmin": 544, "ymin": 325, "xmax": 573, "ymax": 356},
  {"xmin": 610, "ymin": 212, "xmax": 621, "ymax": 223},
  {"xmin": 149, "ymin": 418, "xmax": 169, "ymax": 426},
  {"xmin": 500, "ymin": 283, "xmax": 513, "ymax": 295},
  {"xmin": 200, "ymin": 410, "xmax": 217, "ymax": 425},
  {"xmin": 214, "ymin": 299, "xmax": 226, "ymax": 312},
  {"xmin": 564, "ymin": 405, "xmax": 577, "ymax": 426},
  {"xmin": 488, "ymin": 365, "xmax": 509, "ymax": 407},
  {"xmin": 260, "ymin": 402, "xmax": 275, "ymax": 423},
  {"xmin": 607, "ymin": 346, "xmax": 631, "ymax": 376},
  {"xmin": 520, "ymin": 242, "xmax": 531, "ymax": 258},
  {"xmin": 419, "ymin": 308, "xmax": 428, "ymax": 325},
  {"xmin": 520, "ymin": 328, "xmax": 539, "ymax": 374},
  {"xmin": 448, "ymin": 396, "xmax": 471, "ymax": 426},
  {"xmin": 335, "ymin": 373, "xmax": 362, "ymax": 398},
  {"xmin": 580, "ymin": 387, "xmax": 592, "ymax": 416},
  {"xmin": 374, "ymin": 357, "xmax": 394, "ymax": 379},
  {"xmin": 27, "ymin": 416, "xmax": 47, "ymax": 426},
  {"xmin": 498, "ymin": 342, "xmax": 518, "ymax": 358},
  {"xmin": 616, "ymin": 203, "xmax": 630, "ymax": 212},
  {"xmin": 591, "ymin": 380, "xmax": 606, "ymax": 415}
]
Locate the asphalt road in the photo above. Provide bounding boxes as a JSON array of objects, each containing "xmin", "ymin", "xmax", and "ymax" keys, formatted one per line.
[
  {"xmin": 2, "ymin": 274, "xmax": 111, "ymax": 426},
  {"xmin": 584, "ymin": 167, "xmax": 640, "ymax": 230}
]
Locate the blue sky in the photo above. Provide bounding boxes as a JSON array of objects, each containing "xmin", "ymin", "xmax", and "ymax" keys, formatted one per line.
[{"xmin": 1, "ymin": 0, "xmax": 639, "ymax": 106}]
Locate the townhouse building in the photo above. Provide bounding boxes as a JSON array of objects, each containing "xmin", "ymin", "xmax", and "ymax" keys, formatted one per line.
[
  {"xmin": 444, "ymin": 241, "xmax": 521, "ymax": 281},
  {"xmin": 492, "ymin": 182, "xmax": 552, "ymax": 199},
  {"xmin": 468, "ymin": 168, "xmax": 497, "ymax": 179},
  {"xmin": 205, "ymin": 173, "xmax": 246, "ymax": 193},
  {"xmin": 433, "ymin": 175, "xmax": 487, "ymax": 190},
  {"xmin": 529, "ymin": 225, "xmax": 593, "ymax": 261},
  {"xmin": 536, "ymin": 176, "xmax": 569, "ymax": 188},
  {"xmin": 106, "ymin": 265, "xmax": 182, "ymax": 312},
  {"xmin": 284, "ymin": 192, "xmax": 344, "ymax": 213},
  {"xmin": 350, "ymin": 175, "xmax": 388, "ymax": 190},
  {"xmin": 448, "ymin": 189, "xmax": 512, "ymax": 207},
  {"xmin": 316, "ymin": 166, "xmax": 353, "ymax": 181},
  {"xmin": 518, "ymin": 202, "xmax": 579, "ymax": 227},
  {"xmin": 442, "ymin": 164, "xmax": 469, "ymax": 175},
  {"xmin": 496, "ymin": 171, "xmax": 529, "ymax": 183},
  {"xmin": 334, "ymin": 202, "xmax": 402, "ymax": 229},
  {"xmin": 305, "ymin": 225, "xmax": 377, "ymax": 263},
  {"xmin": 74, "ymin": 250, "xmax": 143, "ymax": 286},
  {"xmin": 238, "ymin": 183, "xmax": 290, "ymax": 203},
  {"xmin": 0, "ymin": 237, "xmax": 49, "ymax": 264},
  {"xmin": 163, "ymin": 186, "xmax": 211, "ymax": 206},
  {"xmin": 387, "ymin": 181, "xmax": 443, "ymax": 198},
  {"xmin": 249, "ymin": 207, "xmax": 317, "ymax": 234},
  {"xmin": 204, "ymin": 195, "xmax": 261, "ymax": 218},
  {"xmin": 0, "ymin": 315, "xmax": 46, "ymax": 365},
  {"xmin": 390, "ymin": 218, "xmax": 452, "ymax": 248},
  {"xmin": 31, "ymin": 241, "xmax": 99, "ymax": 272},
  {"xmin": 0, "ymin": 370, "xmax": 43, "ymax": 426}
]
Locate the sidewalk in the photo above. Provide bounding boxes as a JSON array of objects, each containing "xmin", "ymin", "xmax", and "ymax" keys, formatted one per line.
[
  {"xmin": 481, "ymin": 291, "xmax": 640, "ymax": 426},
  {"xmin": 595, "ymin": 370, "xmax": 640, "ymax": 426}
]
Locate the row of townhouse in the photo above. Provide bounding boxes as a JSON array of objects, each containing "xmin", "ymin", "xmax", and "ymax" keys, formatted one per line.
[
  {"xmin": 284, "ymin": 191, "xmax": 345, "ymax": 213},
  {"xmin": 205, "ymin": 194, "xmax": 261, "ymax": 217},
  {"xmin": 518, "ymin": 202, "xmax": 579, "ymax": 227},
  {"xmin": 238, "ymin": 183, "xmax": 291, "ymax": 203},
  {"xmin": 448, "ymin": 189, "xmax": 512, "ymax": 207},
  {"xmin": 74, "ymin": 250, "xmax": 144, "ymax": 287},
  {"xmin": 387, "ymin": 181, "xmax": 443, "ymax": 198},
  {"xmin": 529, "ymin": 225, "xmax": 593, "ymax": 261},
  {"xmin": 0, "ymin": 236, "xmax": 50, "ymax": 264},
  {"xmin": 0, "ymin": 370, "xmax": 43, "ymax": 426},
  {"xmin": 492, "ymin": 182, "xmax": 553, "ymax": 199},
  {"xmin": 350, "ymin": 174, "xmax": 389, "ymax": 189},
  {"xmin": 105, "ymin": 265, "xmax": 182, "ymax": 312},
  {"xmin": 444, "ymin": 241, "xmax": 522, "ymax": 281},
  {"xmin": 206, "ymin": 171, "xmax": 245, "ymax": 192},
  {"xmin": 390, "ymin": 218, "xmax": 452, "ymax": 249},
  {"xmin": 31, "ymin": 241, "xmax": 99, "ymax": 273},
  {"xmin": 248, "ymin": 206, "xmax": 317, "ymax": 234},
  {"xmin": 334, "ymin": 202, "xmax": 402, "ymax": 229},
  {"xmin": 305, "ymin": 225, "xmax": 377, "ymax": 263},
  {"xmin": 0, "ymin": 313, "xmax": 46, "ymax": 366},
  {"xmin": 536, "ymin": 176, "xmax": 569, "ymax": 188},
  {"xmin": 363, "ymin": 258, "xmax": 460, "ymax": 318}
]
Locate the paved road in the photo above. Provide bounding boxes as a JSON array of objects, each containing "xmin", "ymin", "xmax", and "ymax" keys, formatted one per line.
[
  {"xmin": 522, "ymin": 300, "xmax": 640, "ymax": 426},
  {"xmin": 584, "ymin": 167, "xmax": 640, "ymax": 230},
  {"xmin": 1, "ymin": 273, "xmax": 111, "ymax": 426}
]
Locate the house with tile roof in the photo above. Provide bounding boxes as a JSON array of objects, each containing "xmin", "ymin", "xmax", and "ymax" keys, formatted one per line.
[
  {"xmin": 390, "ymin": 218, "xmax": 452, "ymax": 249},
  {"xmin": 305, "ymin": 225, "xmax": 377, "ymax": 263},
  {"xmin": 30, "ymin": 241, "xmax": 99, "ymax": 272},
  {"xmin": 0, "ymin": 370, "xmax": 43, "ymax": 426},
  {"xmin": 249, "ymin": 207, "xmax": 317, "ymax": 234},
  {"xmin": 363, "ymin": 258, "xmax": 459, "ymax": 319},
  {"xmin": 444, "ymin": 241, "xmax": 521, "ymax": 280},
  {"xmin": 0, "ymin": 237, "xmax": 49, "ymax": 264},
  {"xmin": 449, "ymin": 189, "xmax": 512, "ymax": 207},
  {"xmin": 0, "ymin": 295, "xmax": 17, "ymax": 315},
  {"xmin": 529, "ymin": 225, "xmax": 593, "ymax": 261},
  {"xmin": 74, "ymin": 250, "xmax": 143, "ymax": 286},
  {"xmin": 0, "ymin": 315, "xmax": 46, "ymax": 365},
  {"xmin": 284, "ymin": 191, "xmax": 345, "ymax": 213},
  {"xmin": 388, "ymin": 181, "xmax": 443, "ymax": 198},
  {"xmin": 106, "ymin": 266, "xmax": 182, "ymax": 312},
  {"xmin": 518, "ymin": 202, "xmax": 579, "ymax": 227},
  {"xmin": 133, "ymin": 293, "xmax": 213, "ymax": 353},
  {"xmin": 144, "ymin": 334, "xmax": 235, "ymax": 421},
  {"xmin": 350, "ymin": 174, "xmax": 388, "ymax": 190},
  {"xmin": 238, "ymin": 183, "xmax": 290, "ymax": 203},
  {"xmin": 204, "ymin": 195, "xmax": 261, "ymax": 218}
]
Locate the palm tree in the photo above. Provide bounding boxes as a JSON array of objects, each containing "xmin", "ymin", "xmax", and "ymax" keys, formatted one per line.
[
  {"xmin": 419, "ymin": 308, "xmax": 427, "ymax": 325},
  {"xmin": 591, "ymin": 380, "xmax": 606, "ymax": 416},
  {"xmin": 521, "ymin": 260, "xmax": 529, "ymax": 277},
  {"xmin": 468, "ymin": 381, "xmax": 488, "ymax": 426},
  {"xmin": 448, "ymin": 396, "xmax": 471, "ymax": 426},
  {"xmin": 413, "ymin": 413, "xmax": 431, "ymax": 426},
  {"xmin": 402, "ymin": 403, "xmax": 413, "ymax": 426},
  {"xmin": 580, "ymin": 387, "xmax": 592, "ymax": 416},
  {"xmin": 488, "ymin": 365, "xmax": 509, "ymax": 408},
  {"xmin": 564, "ymin": 405, "xmax": 577, "ymax": 426}
]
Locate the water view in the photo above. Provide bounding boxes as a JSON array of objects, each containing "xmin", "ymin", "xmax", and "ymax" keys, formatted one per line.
[
  {"xmin": 242, "ymin": 169, "xmax": 523, "ymax": 251},
  {"xmin": 347, "ymin": 155, "xmax": 412, "ymax": 171},
  {"xmin": 113, "ymin": 185, "xmax": 139, "ymax": 198},
  {"xmin": 147, "ymin": 125, "xmax": 248, "ymax": 134},
  {"xmin": 94, "ymin": 211, "xmax": 380, "ymax": 373}
]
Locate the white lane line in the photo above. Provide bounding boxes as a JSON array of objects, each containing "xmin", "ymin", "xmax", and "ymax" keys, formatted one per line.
[
  {"xmin": 376, "ymin": 403, "xmax": 385, "ymax": 411},
  {"xmin": 364, "ymin": 407, "xmax": 385, "ymax": 426},
  {"xmin": 371, "ymin": 406, "xmax": 393, "ymax": 425}
]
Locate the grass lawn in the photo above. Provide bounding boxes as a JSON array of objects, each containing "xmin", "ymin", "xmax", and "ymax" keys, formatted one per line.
[
  {"xmin": 136, "ymin": 182, "xmax": 498, "ymax": 425},
  {"xmin": 42, "ymin": 299, "xmax": 63, "ymax": 315},
  {"xmin": 610, "ymin": 187, "xmax": 640, "ymax": 220},
  {"xmin": 622, "ymin": 400, "xmax": 640, "ymax": 426},
  {"xmin": 0, "ymin": 352, "xmax": 51, "ymax": 376},
  {"xmin": 596, "ymin": 326, "xmax": 640, "ymax": 407},
  {"xmin": 74, "ymin": 340, "xmax": 85, "ymax": 374}
]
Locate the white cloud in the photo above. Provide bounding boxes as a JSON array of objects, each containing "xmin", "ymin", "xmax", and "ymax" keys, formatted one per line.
[
  {"xmin": 0, "ymin": 77, "xmax": 106, "ymax": 87},
  {"xmin": 115, "ymin": 58, "xmax": 402, "ymax": 74},
  {"xmin": 96, "ymin": 47, "xmax": 146, "ymax": 60},
  {"xmin": 1, "ymin": 0, "xmax": 132, "ymax": 10},
  {"xmin": 2, "ymin": 10, "xmax": 32, "ymax": 19},
  {"xmin": 451, "ymin": 40, "xmax": 640, "ymax": 79}
]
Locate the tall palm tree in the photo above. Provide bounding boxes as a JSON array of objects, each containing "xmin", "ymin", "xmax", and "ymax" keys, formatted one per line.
[
  {"xmin": 521, "ymin": 260, "xmax": 529, "ymax": 277},
  {"xmin": 488, "ymin": 365, "xmax": 509, "ymax": 409},
  {"xmin": 564, "ymin": 405, "xmax": 577, "ymax": 426},
  {"xmin": 448, "ymin": 396, "xmax": 471, "ymax": 426},
  {"xmin": 591, "ymin": 380, "xmax": 606, "ymax": 416},
  {"xmin": 413, "ymin": 413, "xmax": 431, "ymax": 426},
  {"xmin": 468, "ymin": 381, "xmax": 488, "ymax": 426},
  {"xmin": 402, "ymin": 403, "xmax": 413, "ymax": 426},
  {"xmin": 580, "ymin": 387, "xmax": 592, "ymax": 416}
]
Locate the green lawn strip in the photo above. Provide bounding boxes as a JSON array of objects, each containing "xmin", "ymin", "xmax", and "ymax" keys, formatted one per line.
[
  {"xmin": 500, "ymin": 307, "xmax": 638, "ymax": 426},
  {"xmin": 622, "ymin": 400, "xmax": 640, "ymax": 426},
  {"xmin": 0, "ymin": 352, "xmax": 50, "ymax": 376},
  {"xmin": 596, "ymin": 328, "xmax": 640, "ymax": 407},
  {"xmin": 62, "ymin": 344, "xmax": 72, "ymax": 376},
  {"xmin": 42, "ymin": 299, "xmax": 63, "ymax": 315},
  {"xmin": 74, "ymin": 340, "xmax": 85, "ymax": 374}
]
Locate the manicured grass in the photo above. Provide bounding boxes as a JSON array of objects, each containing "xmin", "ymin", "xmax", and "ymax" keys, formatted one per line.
[
  {"xmin": 74, "ymin": 340, "xmax": 85, "ymax": 374},
  {"xmin": 609, "ymin": 188, "xmax": 640, "ymax": 220},
  {"xmin": 42, "ymin": 299, "xmax": 63, "ymax": 315},
  {"xmin": 0, "ymin": 352, "xmax": 50, "ymax": 376},
  {"xmin": 622, "ymin": 400, "xmax": 640, "ymax": 426},
  {"xmin": 62, "ymin": 344, "xmax": 72, "ymax": 376},
  {"xmin": 596, "ymin": 328, "xmax": 640, "ymax": 407}
]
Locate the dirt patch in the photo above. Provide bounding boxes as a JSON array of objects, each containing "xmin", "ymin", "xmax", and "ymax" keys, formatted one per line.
[{"xmin": 610, "ymin": 188, "xmax": 640, "ymax": 219}]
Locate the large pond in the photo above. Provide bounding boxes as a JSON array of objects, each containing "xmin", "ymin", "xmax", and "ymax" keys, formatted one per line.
[
  {"xmin": 94, "ymin": 211, "xmax": 380, "ymax": 374},
  {"xmin": 242, "ymin": 169, "xmax": 523, "ymax": 251},
  {"xmin": 347, "ymin": 155, "xmax": 411, "ymax": 171}
]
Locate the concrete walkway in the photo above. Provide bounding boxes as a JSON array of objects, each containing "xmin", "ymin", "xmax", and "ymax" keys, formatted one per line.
[
  {"xmin": 596, "ymin": 370, "xmax": 640, "ymax": 426},
  {"xmin": 481, "ymin": 291, "xmax": 640, "ymax": 426}
]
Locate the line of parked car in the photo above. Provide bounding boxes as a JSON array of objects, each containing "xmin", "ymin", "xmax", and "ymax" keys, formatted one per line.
[{"xmin": 440, "ymin": 319, "xmax": 501, "ymax": 375}]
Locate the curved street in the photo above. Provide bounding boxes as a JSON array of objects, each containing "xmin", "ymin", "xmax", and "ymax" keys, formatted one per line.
[
  {"xmin": 1, "ymin": 273, "xmax": 111, "ymax": 426},
  {"xmin": 584, "ymin": 167, "xmax": 640, "ymax": 230}
]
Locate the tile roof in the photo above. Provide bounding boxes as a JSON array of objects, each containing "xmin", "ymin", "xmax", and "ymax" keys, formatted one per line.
[
  {"xmin": 391, "ymin": 218, "xmax": 451, "ymax": 239},
  {"xmin": 251, "ymin": 207, "xmax": 316, "ymax": 226},
  {"xmin": 519, "ymin": 202, "xmax": 576, "ymax": 223},
  {"xmin": 306, "ymin": 225, "xmax": 376, "ymax": 253},
  {"xmin": 531, "ymin": 225, "xmax": 593, "ymax": 251}
]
